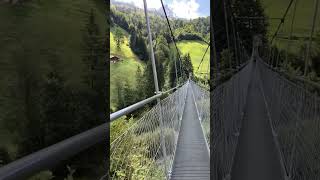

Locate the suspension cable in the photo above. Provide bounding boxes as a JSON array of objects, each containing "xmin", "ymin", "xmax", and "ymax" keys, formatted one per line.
[
  {"xmin": 304, "ymin": 0, "xmax": 319, "ymax": 76},
  {"xmin": 197, "ymin": 44, "xmax": 210, "ymax": 73},
  {"xmin": 270, "ymin": 0, "xmax": 295, "ymax": 44},
  {"xmin": 159, "ymin": 0, "xmax": 185, "ymax": 79}
]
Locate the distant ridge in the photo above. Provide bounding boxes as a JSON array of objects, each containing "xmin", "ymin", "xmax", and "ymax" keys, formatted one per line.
[{"xmin": 111, "ymin": 0, "xmax": 175, "ymax": 19}]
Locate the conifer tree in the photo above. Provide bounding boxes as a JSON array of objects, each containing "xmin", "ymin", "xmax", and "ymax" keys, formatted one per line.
[
  {"xmin": 182, "ymin": 53, "xmax": 194, "ymax": 78},
  {"xmin": 232, "ymin": 0, "xmax": 268, "ymax": 50}
]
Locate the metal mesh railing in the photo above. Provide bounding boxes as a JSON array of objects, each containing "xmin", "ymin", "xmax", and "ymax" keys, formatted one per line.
[
  {"xmin": 258, "ymin": 59, "xmax": 320, "ymax": 180},
  {"xmin": 190, "ymin": 80, "xmax": 210, "ymax": 149},
  {"xmin": 211, "ymin": 60, "xmax": 253, "ymax": 180},
  {"xmin": 109, "ymin": 82, "xmax": 188, "ymax": 179}
]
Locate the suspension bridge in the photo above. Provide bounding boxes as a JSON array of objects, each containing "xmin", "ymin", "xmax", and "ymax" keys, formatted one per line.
[
  {"xmin": 110, "ymin": 46, "xmax": 319, "ymax": 180},
  {"xmin": 1, "ymin": 0, "xmax": 320, "ymax": 180}
]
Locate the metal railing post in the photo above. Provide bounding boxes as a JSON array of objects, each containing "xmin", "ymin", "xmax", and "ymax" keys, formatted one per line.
[
  {"xmin": 223, "ymin": 0, "xmax": 232, "ymax": 69},
  {"xmin": 304, "ymin": 0, "xmax": 319, "ymax": 77},
  {"xmin": 285, "ymin": 0, "xmax": 298, "ymax": 69},
  {"xmin": 174, "ymin": 53, "xmax": 178, "ymax": 86},
  {"xmin": 142, "ymin": 0, "xmax": 168, "ymax": 178},
  {"xmin": 276, "ymin": 49, "xmax": 281, "ymax": 69}
]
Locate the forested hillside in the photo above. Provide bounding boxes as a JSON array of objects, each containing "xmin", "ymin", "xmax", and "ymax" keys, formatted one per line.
[
  {"xmin": 260, "ymin": 0, "xmax": 320, "ymax": 83},
  {"xmin": 110, "ymin": 3, "xmax": 210, "ymax": 113},
  {"xmin": 0, "ymin": 0, "xmax": 107, "ymax": 179},
  {"xmin": 109, "ymin": 2, "xmax": 210, "ymax": 179},
  {"xmin": 212, "ymin": 0, "xmax": 319, "ymax": 85},
  {"xmin": 110, "ymin": 26, "xmax": 143, "ymax": 110}
]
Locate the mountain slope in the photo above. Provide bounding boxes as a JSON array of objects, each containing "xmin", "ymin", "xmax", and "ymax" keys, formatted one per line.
[
  {"xmin": 177, "ymin": 40, "xmax": 210, "ymax": 79},
  {"xmin": 110, "ymin": 27, "xmax": 143, "ymax": 110},
  {"xmin": 0, "ymin": 0, "xmax": 106, "ymax": 163}
]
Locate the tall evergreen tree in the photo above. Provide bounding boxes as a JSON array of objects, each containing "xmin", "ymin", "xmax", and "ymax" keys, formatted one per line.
[
  {"xmin": 232, "ymin": 0, "xmax": 268, "ymax": 50},
  {"xmin": 143, "ymin": 60, "xmax": 156, "ymax": 98},
  {"xmin": 114, "ymin": 28, "xmax": 124, "ymax": 50},
  {"xmin": 10, "ymin": 47, "xmax": 45, "ymax": 158},
  {"xmin": 41, "ymin": 58, "xmax": 75, "ymax": 147},
  {"xmin": 82, "ymin": 9, "xmax": 105, "ymax": 90},
  {"xmin": 135, "ymin": 66, "xmax": 145, "ymax": 101},
  {"xmin": 155, "ymin": 35, "xmax": 170, "ymax": 89},
  {"xmin": 168, "ymin": 48, "xmax": 177, "ymax": 88},
  {"xmin": 82, "ymin": 8, "xmax": 107, "ymax": 123},
  {"xmin": 182, "ymin": 53, "xmax": 194, "ymax": 78},
  {"xmin": 115, "ymin": 81, "xmax": 125, "ymax": 110},
  {"xmin": 0, "ymin": 147, "xmax": 10, "ymax": 167}
]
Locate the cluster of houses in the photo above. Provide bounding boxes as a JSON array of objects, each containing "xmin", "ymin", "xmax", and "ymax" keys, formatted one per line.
[{"xmin": 110, "ymin": 56, "xmax": 122, "ymax": 63}]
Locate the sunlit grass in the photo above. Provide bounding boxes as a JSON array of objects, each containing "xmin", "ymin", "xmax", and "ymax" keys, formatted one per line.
[
  {"xmin": 110, "ymin": 30, "xmax": 144, "ymax": 110},
  {"xmin": 177, "ymin": 40, "xmax": 210, "ymax": 79},
  {"xmin": 262, "ymin": 0, "xmax": 320, "ymax": 53}
]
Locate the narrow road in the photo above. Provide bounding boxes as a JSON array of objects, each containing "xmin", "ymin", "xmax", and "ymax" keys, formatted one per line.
[
  {"xmin": 170, "ymin": 84, "xmax": 210, "ymax": 180},
  {"xmin": 231, "ymin": 62, "xmax": 283, "ymax": 180}
]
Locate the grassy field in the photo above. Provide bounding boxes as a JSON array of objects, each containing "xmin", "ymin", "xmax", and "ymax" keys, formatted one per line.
[
  {"xmin": 0, "ymin": 0, "xmax": 106, "ymax": 175},
  {"xmin": 262, "ymin": 0, "xmax": 320, "ymax": 52},
  {"xmin": 110, "ymin": 28, "xmax": 143, "ymax": 110},
  {"xmin": 177, "ymin": 40, "xmax": 210, "ymax": 79},
  {"xmin": 110, "ymin": 35, "xmax": 210, "ymax": 110}
]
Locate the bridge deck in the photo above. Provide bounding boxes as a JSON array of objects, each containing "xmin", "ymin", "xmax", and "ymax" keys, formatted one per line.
[
  {"xmin": 170, "ymin": 85, "xmax": 210, "ymax": 180},
  {"xmin": 231, "ymin": 62, "xmax": 283, "ymax": 180}
]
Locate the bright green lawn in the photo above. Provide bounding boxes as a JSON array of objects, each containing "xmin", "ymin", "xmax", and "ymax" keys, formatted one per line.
[
  {"xmin": 263, "ymin": 0, "xmax": 318, "ymax": 35},
  {"xmin": 177, "ymin": 40, "xmax": 210, "ymax": 79},
  {"xmin": 110, "ymin": 30, "xmax": 143, "ymax": 110},
  {"xmin": 262, "ymin": 0, "xmax": 320, "ymax": 52}
]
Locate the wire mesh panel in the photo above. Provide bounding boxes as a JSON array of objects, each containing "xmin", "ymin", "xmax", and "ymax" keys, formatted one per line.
[
  {"xmin": 109, "ymin": 83, "xmax": 188, "ymax": 180},
  {"xmin": 257, "ymin": 59, "xmax": 320, "ymax": 180},
  {"xmin": 190, "ymin": 80, "xmax": 210, "ymax": 149},
  {"xmin": 211, "ymin": 60, "xmax": 253, "ymax": 180}
]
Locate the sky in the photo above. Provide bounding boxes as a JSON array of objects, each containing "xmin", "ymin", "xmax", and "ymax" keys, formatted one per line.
[{"xmin": 113, "ymin": 0, "xmax": 210, "ymax": 19}]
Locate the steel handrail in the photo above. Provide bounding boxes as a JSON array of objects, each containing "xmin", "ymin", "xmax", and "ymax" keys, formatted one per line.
[
  {"xmin": 110, "ymin": 84, "xmax": 184, "ymax": 121},
  {"xmin": 0, "ymin": 123, "xmax": 107, "ymax": 180},
  {"xmin": 0, "ymin": 83, "xmax": 184, "ymax": 180}
]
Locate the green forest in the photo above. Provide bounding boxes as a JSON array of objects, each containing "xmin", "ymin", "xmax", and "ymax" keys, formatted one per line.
[
  {"xmin": 212, "ymin": 0, "xmax": 320, "ymax": 89},
  {"xmin": 109, "ymin": 2, "xmax": 210, "ymax": 179},
  {"xmin": 110, "ymin": 3, "xmax": 210, "ymax": 112},
  {"xmin": 0, "ymin": 0, "xmax": 107, "ymax": 179}
]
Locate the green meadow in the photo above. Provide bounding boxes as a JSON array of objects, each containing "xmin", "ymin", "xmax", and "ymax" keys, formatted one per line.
[
  {"xmin": 177, "ymin": 40, "xmax": 210, "ymax": 79},
  {"xmin": 262, "ymin": 0, "xmax": 320, "ymax": 52},
  {"xmin": 110, "ymin": 28, "xmax": 143, "ymax": 110}
]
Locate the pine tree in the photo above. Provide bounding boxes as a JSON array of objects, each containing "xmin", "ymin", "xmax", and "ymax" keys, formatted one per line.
[
  {"xmin": 168, "ymin": 45, "xmax": 178, "ymax": 87},
  {"xmin": 11, "ymin": 47, "xmax": 45, "ymax": 158},
  {"xmin": 82, "ymin": 9, "xmax": 105, "ymax": 90},
  {"xmin": 116, "ymin": 81, "xmax": 125, "ymax": 110},
  {"xmin": 42, "ymin": 61, "xmax": 73, "ymax": 147},
  {"xmin": 143, "ymin": 61, "xmax": 156, "ymax": 98},
  {"xmin": 82, "ymin": 8, "xmax": 107, "ymax": 123},
  {"xmin": 154, "ymin": 35, "xmax": 170, "ymax": 89},
  {"xmin": 182, "ymin": 53, "xmax": 194, "ymax": 78},
  {"xmin": 129, "ymin": 31, "xmax": 137, "ymax": 51},
  {"xmin": 135, "ymin": 66, "xmax": 145, "ymax": 101},
  {"xmin": 0, "ymin": 147, "xmax": 11, "ymax": 167},
  {"xmin": 232, "ymin": 0, "xmax": 268, "ymax": 50},
  {"xmin": 114, "ymin": 28, "xmax": 124, "ymax": 50}
]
